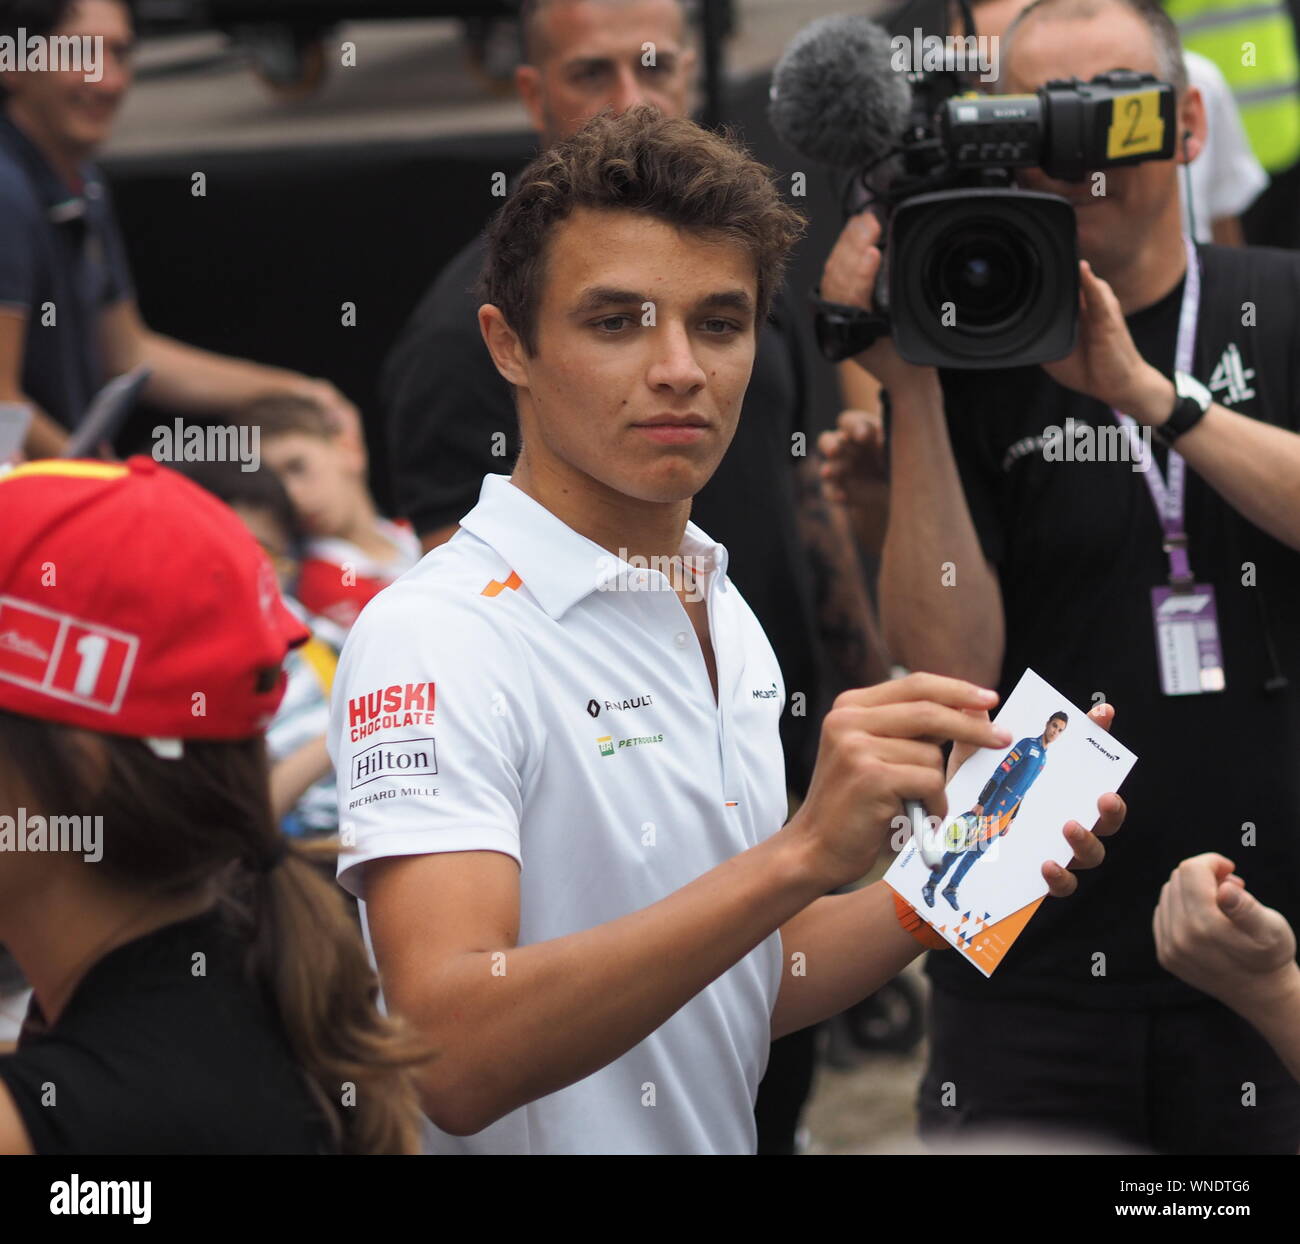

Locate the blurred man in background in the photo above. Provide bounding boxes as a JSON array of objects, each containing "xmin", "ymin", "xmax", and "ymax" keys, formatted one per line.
[{"xmin": 0, "ymin": 0, "xmax": 357, "ymax": 457}]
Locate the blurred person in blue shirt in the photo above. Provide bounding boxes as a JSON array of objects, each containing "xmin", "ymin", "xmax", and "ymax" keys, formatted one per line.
[{"xmin": 0, "ymin": 0, "xmax": 358, "ymax": 457}]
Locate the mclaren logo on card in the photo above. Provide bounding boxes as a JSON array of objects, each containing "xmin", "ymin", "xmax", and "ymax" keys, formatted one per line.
[{"xmin": 351, "ymin": 737, "xmax": 438, "ymax": 788}]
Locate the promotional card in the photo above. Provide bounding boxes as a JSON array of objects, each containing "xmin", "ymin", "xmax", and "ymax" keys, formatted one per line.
[{"xmin": 885, "ymin": 668, "xmax": 1137, "ymax": 976}]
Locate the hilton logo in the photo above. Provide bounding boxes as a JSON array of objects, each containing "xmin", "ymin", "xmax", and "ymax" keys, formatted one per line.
[{"xmin": 351, "ymin": 737, "xmax": 438, "ymax": 789}]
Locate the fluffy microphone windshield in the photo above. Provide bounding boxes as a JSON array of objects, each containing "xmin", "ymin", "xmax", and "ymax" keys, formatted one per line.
[{"xmin": 768, "ymin": 14, "xmax": 913, "ymax": 170}]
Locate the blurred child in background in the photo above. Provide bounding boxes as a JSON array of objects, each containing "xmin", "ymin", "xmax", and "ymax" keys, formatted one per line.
[
  {"xmin": 243, "ymin": 394, "xmax": 419, "ymax": 630},
  {"xmin": 176, "ymin": 458, "xmax": 341, "ymax": 841}
]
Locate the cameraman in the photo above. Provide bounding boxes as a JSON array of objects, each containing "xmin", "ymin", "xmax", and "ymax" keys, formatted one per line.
[{"xmin": 823, "ymin": 0, "xmax": 1300, "ymax": 1153}]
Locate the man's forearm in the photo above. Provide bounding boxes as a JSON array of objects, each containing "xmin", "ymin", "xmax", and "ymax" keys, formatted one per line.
[
  {"xmin": 1124, "ymin": 367, "xmax": 1300, "ymax": 552},
  {"xmin": 878, "ymin": 368, "xmax": 1004, "ymax": 685},
  {"xmin": 138, "ymin": 331, "xmax": 316, "ymax": 415},
  {"xmin": 771, "ymin": 880, "xmax": 924, "ymax": 1039},
  {"xmin": 21, "ymin": 404, "xmax": 68, "ymax": 459},
  {"xmin": 404, "ymin": 831, "xmax": 829, "ymax": 1136},
  {"xmin": 1229, "ymin": 964, "xmax": 1300, "ymax": 1086},
  {"xmin": 1158, "ymin": 410, "xmax": 1300, "ymax": 551},
  {"xmin": 795, "ymin": 456, "xmax": 892, "ymax": 689}
]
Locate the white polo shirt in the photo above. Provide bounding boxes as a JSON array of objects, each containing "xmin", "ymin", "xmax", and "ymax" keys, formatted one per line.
[{"xmin": 328, "ymin": 474, "xmax": 790, "ymax": 1155}]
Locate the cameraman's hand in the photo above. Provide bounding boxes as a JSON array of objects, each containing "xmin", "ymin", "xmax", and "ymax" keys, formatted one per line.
[
  {"xmin": 822, "ymin": 212, "xmax": 932, "ymax": 391},
  {"xmin": 783, "ymin": 673, "xmax": 1011, "ymax": 892},
  {"xmin": 1041, "ymin": 261, "xmax": 1169, "ymax": 417}
]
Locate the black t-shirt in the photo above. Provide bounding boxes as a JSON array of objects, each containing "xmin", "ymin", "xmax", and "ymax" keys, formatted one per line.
[
  {"xmin": 0, "ymin": 910, "xmax": 336, "ymax": 1154},
  {"xmin": 381, "ymin": 233, "xmax": 830, "ymax": 793},
  {"xmin": 926, "ymin": 242, "xmax": 1300, "ymax": 1009}
]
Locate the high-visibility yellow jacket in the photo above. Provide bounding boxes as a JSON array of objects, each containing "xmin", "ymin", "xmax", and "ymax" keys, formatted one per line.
[{"xmin": 1165, "ymin": 0, "xmax": 1300, "ymax": 171}]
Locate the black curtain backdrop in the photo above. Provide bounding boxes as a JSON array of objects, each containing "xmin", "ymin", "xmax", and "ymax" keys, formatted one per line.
[{"xmin": 105, "ymin": 70, "xmax": 846, "ymax": 513}]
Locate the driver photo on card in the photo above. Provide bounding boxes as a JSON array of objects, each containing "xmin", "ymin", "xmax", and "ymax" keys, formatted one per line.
[
  {"xmin": 886, "ymin": 669, "xmax": 1136, "ymax": 976},
  {"xmin": 922, "ymin": 711, "xmax": 1069, "ymax": 912}
]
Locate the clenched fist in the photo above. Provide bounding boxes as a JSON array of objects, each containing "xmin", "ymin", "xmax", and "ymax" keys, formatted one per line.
[{"xmin": 1155, "ymin": 853, "xmax": 1298, "ymax": 1017}]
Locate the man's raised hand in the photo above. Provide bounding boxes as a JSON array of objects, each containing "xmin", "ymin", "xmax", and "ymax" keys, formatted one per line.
[{"xmin": 784, "ymin": 673, "xmax": 1010, "ymax": 892}]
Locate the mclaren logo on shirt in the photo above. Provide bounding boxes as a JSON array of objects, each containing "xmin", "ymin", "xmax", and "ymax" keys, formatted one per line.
[
  {"xmin": 351, "ymin": 737, "xmax": 438, "ymax": 788},
  {"xmin": 752, "ymin": 682, "xmax": 779, "ymax": 700},
  {"xmin": 585, "ymin": 692, "xmax": 654, "ymax": 717}
]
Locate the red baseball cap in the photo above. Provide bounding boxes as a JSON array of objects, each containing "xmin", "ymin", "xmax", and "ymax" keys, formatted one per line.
[{"xmin": 0, "ymin": 457, "xmax": 308, "ymax": 741}]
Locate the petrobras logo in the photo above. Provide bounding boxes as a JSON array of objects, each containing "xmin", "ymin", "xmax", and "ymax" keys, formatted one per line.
[
  {"xmin": 597, "ymin": 732, "xmax": 664, "ymax": 757},
  {"xmin": 347, "ymin": 681, "xmax": 436, "ymax": 742},
  {"xmin": 350, "ymin": 737, "xmax": 438, "ymax": 788}
]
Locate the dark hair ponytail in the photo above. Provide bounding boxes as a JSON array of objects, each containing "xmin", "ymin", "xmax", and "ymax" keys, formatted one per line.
[
  {"xmin": 238, "ymin": 847, "xmax": 428, "ymax": 1154},
  {"xmin": 0, "ymin": 710, "xmax": 428, "ymax": 1154}
]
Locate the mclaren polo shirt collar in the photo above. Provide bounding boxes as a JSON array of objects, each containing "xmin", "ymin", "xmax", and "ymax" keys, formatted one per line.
[{"xmin": 459, "ymin": 474, "xmax": 729, "ymax": 620}]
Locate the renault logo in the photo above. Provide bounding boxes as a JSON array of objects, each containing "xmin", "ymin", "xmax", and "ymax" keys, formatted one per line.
[{"xmin": 586, "ymin": 699, "xmax": 601, "ymax": 717}]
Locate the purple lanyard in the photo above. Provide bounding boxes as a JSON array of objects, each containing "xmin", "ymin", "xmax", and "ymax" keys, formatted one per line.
[{"xmin": 1111, "ymin": 234, "xmax": 1201, "ymax": 586}]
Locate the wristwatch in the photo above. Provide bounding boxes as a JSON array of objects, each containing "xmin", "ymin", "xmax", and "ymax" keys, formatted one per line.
[
  {"xmin": 1154, "ymin": 371, "xmax": 1212, "ymax": 447},
  {"xmin": 809, "ymin": 287, "xmax": 892, "ymax": 363}
]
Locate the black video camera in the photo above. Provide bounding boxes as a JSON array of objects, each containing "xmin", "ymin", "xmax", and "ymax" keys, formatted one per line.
[{"xmin": 816, "ymin": 61, "xmax": 1177, "ymax": 369}]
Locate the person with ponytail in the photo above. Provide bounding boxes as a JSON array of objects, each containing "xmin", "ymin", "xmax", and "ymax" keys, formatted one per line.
[{"xmin": 0, "ymin": 457, "xmax": 426, "ymax": 1154}]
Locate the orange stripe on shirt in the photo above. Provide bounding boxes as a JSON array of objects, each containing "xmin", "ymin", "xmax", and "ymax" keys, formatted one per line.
[{"xmin": 481, "ymin": 570, "xmax": 523, "ymax": 597}]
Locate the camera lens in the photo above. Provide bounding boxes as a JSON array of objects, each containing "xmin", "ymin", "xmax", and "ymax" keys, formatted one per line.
[
  {"xmin": 928, "ymin": 222, "xmax": 1040, "ymax": 332},
  {"xmin": 888, "ymin": 189, "xmax": 1078, "ymax": 368}
]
